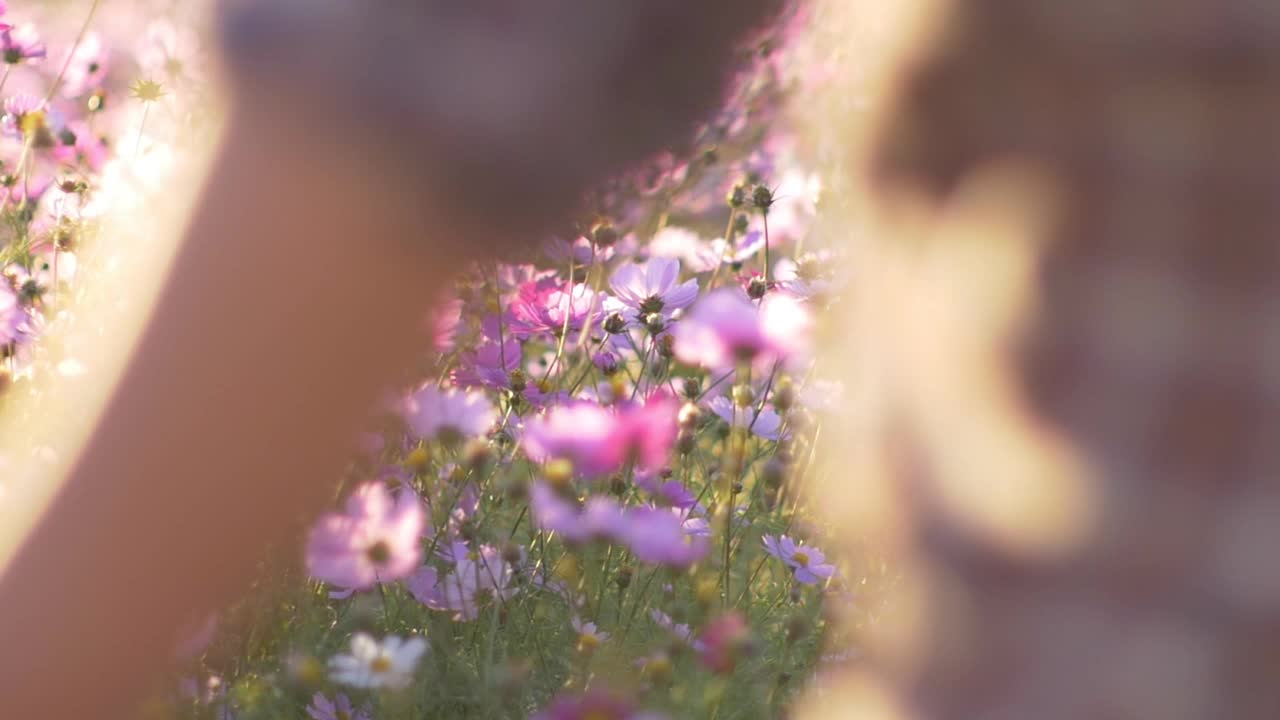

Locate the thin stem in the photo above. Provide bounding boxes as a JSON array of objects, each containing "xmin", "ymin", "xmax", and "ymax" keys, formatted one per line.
[
  {"xmin": 135, "ymin": 103, "xmax": 151, "ymax": 158},
  {"xmin": 43, "ymin": 0, "xmax": 103, "ymax": 103}
]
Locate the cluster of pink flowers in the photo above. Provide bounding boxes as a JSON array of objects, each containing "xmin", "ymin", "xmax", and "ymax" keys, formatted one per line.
[{"xmin": 6, "ymin": 2, "xmax": 863, "ymax": 718}]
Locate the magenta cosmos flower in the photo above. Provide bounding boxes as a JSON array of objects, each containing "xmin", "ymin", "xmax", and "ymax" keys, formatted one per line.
[
  {"xmin": 521, "ymin": 395, "xmax": 677, "ymax": 478},
  {"xmin": 507, "ymin": 279, "xmax": 607, "ymax": 340},
  {"xmin": 402, "ymin": 384, "xmax": 497, "ymax": 443},
  {"xmin": 305, "ymin": 482, "xmax": 424, "ymax": 591},
  {"xmin": 608, "ymin": 257, "xmax": 699, "ymax": 321},
  {"xmin": 671, "ymin": 288, "xmax": 811, "ymax": 369},
  {"xmin": 761, "ymin": 534, "xmax": 837, "ymax": 585}
]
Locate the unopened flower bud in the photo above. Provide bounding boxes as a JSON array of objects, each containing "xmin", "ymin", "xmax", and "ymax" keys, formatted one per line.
[
  {"xmin": 592, "ymin": 224, "xmax": 619, "ymax": 248},
  {"xmin": 731, "ymin": 385, "xmax": 754, "ymax": 408},
  {"xmin": 465, "ymin": 440, "xmax": 494, "ymax": 472},
  {"xmin": 681, "ymin": 378, "xmax": 701, "ymax": 400},
  {"xmin": 786, "ymin": 615, "xmax": 809, "ymax": 645},
  {"xmin": 763, "ymin": 459, "xmax": 785, "ymax": 489},
  {"xmin": 773, "ymin": 380, "xmax": 796, "ymax": 411},
  {"xmin": 727, "ymin": 184, "xmax": 748, "ymax": 209},
  {"xmin": 746, "ymin": 276, "xmax": 768, "ymax": 300},
  {"xmin": 604, "ymin": 312, "xmax": 628, "ymax": 335},
  {"xmin": 509, "ymin": 369, "xmax": 528, "ymax": 393},
  {"xmin": 615, "ymin": 565, "xmax": 634, "ymax": 590},
  {"xmin": 643, "ymin": 312, "xmax": 665, "ymax": 335},
  {"xmin": 752, "ymin": 185, "xmax": 774, "ymax": 211},
  {"xmin": 733, "ymin": 214, "xmax": 750, "ymax": 235},
  {"xmin": 609, "ymin": 474, "xmax": 627, "ymax": 496},
  {"xmin": 656, "ymin": 334, "xmax": 675, "ymax": 359},
  {"xmin": 501, "ymin": 541, "xmax": 524, "ymax": 566},
  {"xmin": 677, "ymin": 429, "xmax": 696, "ymax": 455}
]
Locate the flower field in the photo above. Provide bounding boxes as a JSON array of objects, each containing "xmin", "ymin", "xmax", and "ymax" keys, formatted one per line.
[{"xmin": 0, "ymin": 2, "xmax": 874, "ymax": 718}]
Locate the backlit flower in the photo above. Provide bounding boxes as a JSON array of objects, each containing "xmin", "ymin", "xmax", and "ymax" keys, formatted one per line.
[
  {"xmin": 305, "ymin": 482, "xmax": 424, "ymax": 590},
  {"xmin": 761, "ymin": 534, "xmax": 837, "ymax": 585},
  {"xmin": 328, "ymin": 633, "xmax": 427, "ymax": 689}
]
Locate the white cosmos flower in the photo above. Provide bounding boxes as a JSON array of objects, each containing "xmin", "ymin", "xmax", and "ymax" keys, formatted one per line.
[{"xmin": 328, "ymin": 633, "xmax": 428, "ymax": 689}]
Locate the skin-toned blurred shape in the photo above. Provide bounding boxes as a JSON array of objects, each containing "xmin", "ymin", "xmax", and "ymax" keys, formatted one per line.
[
  {"xmin": 0, "ymin": 1, "xmax": 783, "ymax": 717},
  {"xmin": 805, "ymin": 0, "xmax": 1280, "ymax": 717}
]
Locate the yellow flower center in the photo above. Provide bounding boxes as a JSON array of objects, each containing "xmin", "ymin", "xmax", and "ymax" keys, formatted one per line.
[
  {"xmin": 370, "ymin": 656, "xmax": 393, "ymax": 674},
  {"xmin": 792, "ymin": 550, "xmax": 810, "ymax": 568},
  {"xmin": 577, "ymin": 633, "xmax": 601, "ymax": 654}
]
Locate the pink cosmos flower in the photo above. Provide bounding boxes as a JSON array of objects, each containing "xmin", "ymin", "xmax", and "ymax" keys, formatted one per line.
[
  {"xmin": 307, "ymin": 693, "xmax": 370, "ymax": 720},
  {"xmin": 671, "ymin": 289, "xmax": 811, "ymax": 369},
  {"xmin": 507, "ymin": 279, "xmax": 605, "ymax": 340},
  {"xmin": 59, "ymin": 32, "xmax": 109, "ymax": 97},
  {"xmin": 1, "ymin": 94, "xmax": 44, "ymax": 139},
  {"xmin": 761, "ymin": 534, "xmax": 837, "ymax": 585},
  {"xmin": 431, "ymin": 296, "xmax": 463, "ymax": 351},
  {"xmin": 402, "ymin": 384, "xmax": 497, "ymax": 442},
  {"xmin": 608, "ymin": 257, "xmax": 699, "ymax": 321},
  {"xmin": 53, "ymin": 123, "xmax": 109, "ymax": 171},
  {"xmin": 522, "ymin": 395, "xmax": 678, "ymax": 478},
  {"xmin": 1, "ymin": 24, "xmax": 45, "ymax": 65},
  {"xmin": 698, "ymin": 612, "xmax": 752, "ymax": 674},
  {"xmin": 305, "ymin": 482, "xmax": 424, "ymax": 591}
]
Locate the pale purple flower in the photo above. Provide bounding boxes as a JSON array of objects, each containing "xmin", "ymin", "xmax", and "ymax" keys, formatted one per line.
[
  {"xmin": 529, "ymin": 483, "xmax": 626, "ymax": 543},
  {"xmin": 402, "ymin": 384, "xmax": 496, "ymax": 442},
  {"xmin": 649, "ymin": 226, "xmax": 721, "ymax": 273},
  {"xmin": 305, "ymin": 482, "xmax": 424, "ymax": 590},
  {"xmin": 649, "ymin": 609, "xmax": 705, "ymax": 652},
  {"xmin": 2, "ymin": 24, "xmax": 45, "ymax": 65},
  {"xmin": 707, "ymin": 396, "xmax": 787, "ymax": 441},
  {"xmin": 621, "ymin": 507, "xmax": 709, "ymax": 567},
  {"xmin": 761, "ymin": 534, "xmax": 837, "ymax": 584},
  {"xmin": 1, "ymin": 94, "xmax": 44, "ymax": 139},
  {"xmin": 411, "ymin": 543, "xmax": 518, "ymax": 621},
  {"xmin": 608, "ymin": 257, "xmax": 699, "ymax": 320},
  {"xmin": 307, "ymin": 693, "xmax": 371, "ymax": 720},
  {"xmin": 571, "ymin": 616, "xmax": 610, "ymax": 653},
  {"xmin": 451, "ymin": 336, "xmax": 521, "ymax": 389}
]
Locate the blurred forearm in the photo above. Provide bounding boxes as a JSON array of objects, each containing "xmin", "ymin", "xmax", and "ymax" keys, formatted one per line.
[{"xmin": 0, "ymin": 107, "xmax": 456, "ymax": 717}]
